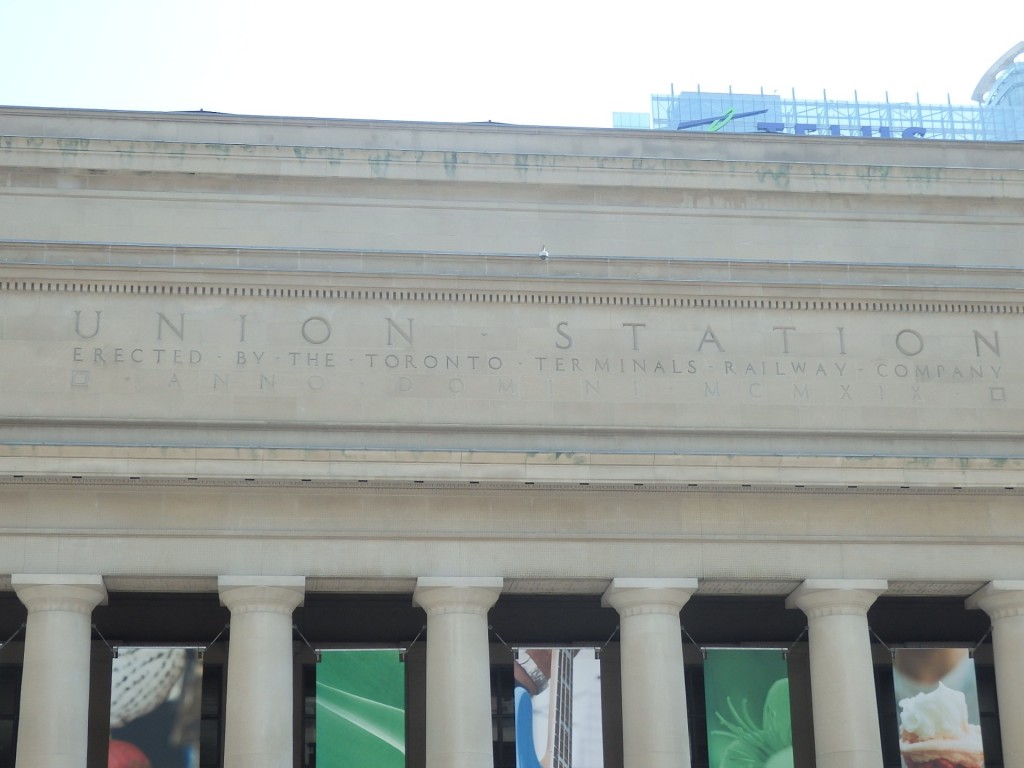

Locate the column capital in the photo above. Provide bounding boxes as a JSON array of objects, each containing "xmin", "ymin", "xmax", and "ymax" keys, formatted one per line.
[
  {"xmin": 786, "ymin": 579, "xmax": 887, "ymax": 618},
  {"xmin": 218, "ymin": 576, "xmax": 305, "ymax": 615},
  {"xmin": 601, "ymin": 577, "xmax": 698, "ymax": 617},
  {"xmin": 413, "ymin": 576, "xmax": 502, "ymax": 616},
  {"xmin": 966, "ymin": 581, "xmax": 1024, "ymax": 620},
  {"xmin": 12, "ymin": 574, "xmax": 107, "ymax": 614}
]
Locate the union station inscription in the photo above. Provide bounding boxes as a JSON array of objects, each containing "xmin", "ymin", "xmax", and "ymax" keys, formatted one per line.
[{"xmin": 1, "ymin": 294, "xmax": 1019, "ymax": 433}]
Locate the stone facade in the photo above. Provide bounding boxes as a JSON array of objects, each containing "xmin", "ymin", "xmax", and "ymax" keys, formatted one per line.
[{"xmin": 0, "ymin": 107, "xmax": 1022, "ymax": 767}]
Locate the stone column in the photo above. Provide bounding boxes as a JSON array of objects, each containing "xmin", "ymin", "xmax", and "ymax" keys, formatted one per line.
[
  {"xmin": 966, "ymin": 580, "xmax": 1024, "ymax": 767},
  {"xmin": 219, "ymin": 576, "xmax": 305, "ymax": 768},
  {"xmin": 12, "ymin": 574, "xmax": 107, "ymax": 768},
  {"xmin": 786, "ymin": 579, "xmax": 888, "ymax": 768},
  {"xmin": 602, "ymin": 577, "xmax": 698, "ymax": 768},
  {"xmin": 413, "ymin": 576, "xmax": 503, "ymax": 768}
]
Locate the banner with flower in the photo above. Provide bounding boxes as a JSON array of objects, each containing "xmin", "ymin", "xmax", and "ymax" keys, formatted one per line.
[
  {"xmin": 109, "ymin": 647, "xmax": 202, "ymax": 768},
  {"xmin": 316, "ymin": 649, "xmax": 405, "ymax": 768},
  {"xmin": 703, "ymin": 648, "xmax": 793, "ymax": 768},
  {"xmin": 893, "ymin": 648, "xmax": 984, "ymax": 768}
]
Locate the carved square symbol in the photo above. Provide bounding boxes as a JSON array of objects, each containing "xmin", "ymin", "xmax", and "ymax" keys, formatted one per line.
[
  {"xmin": 990, "ymin": 387, "xmax": 1006, "ymax": 402},
  {"xmin": 71, "ymin": 370, "xmax": 90, "ymax": 388}
]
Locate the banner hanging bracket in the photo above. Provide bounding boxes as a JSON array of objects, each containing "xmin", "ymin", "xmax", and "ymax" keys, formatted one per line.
[
  {"xmin": 595, "ymin": 624, "xmax": 619, "ymax": 660},
  {"xmin": 868, "ymin": 626, "xmax": 893, "ymax": 659},
  {"xmin": 292, "ymin": 623, "xmax": 319, "ymax": 662},
  {"xmin": 783, "ymin": 626, "xmax": 808, "ymax": 660},
  {"xmin": 91, "ymin": 623, "xmax": 116, "ymax": 657},
  {"xmin": 199, "ymin": 623, "xmax": 230, "ymax": 661},
  {"xmin": 680, "ymin": 624, "xmax": 704, "ymax": 659},
  {"xmin": 0, "ymin": 622, "xmax": 25, "ymax": 652},
  {"xmin": 400, "ymin": 625, "xmax": 426, "ymax": 662},
  {"xmin": 970, "ymin": 625, "xmax": 993, "ymax": 659}
]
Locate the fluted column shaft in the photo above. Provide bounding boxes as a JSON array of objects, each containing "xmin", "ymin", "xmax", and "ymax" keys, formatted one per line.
[
  {"xmin": 413, "ymin": 576, "xmax": 503, "ymax": 768},
  {"xmin": 13, "ymin": 575, "xmax": 107, "ymax": 768},
  {"xmin": 967, "ymin": 580, "xmax": 1024, "ymax": 768},
  {"xmin": 787, "ymin": 579, "xmax": 887, "ymax": 768},
  {"xmin": 603, "ymin": 577, "xmax": 697, "ymax": 768},
  {"xmin": 219, "ymin": 576, "xmax": 305, "ymax": 768}
]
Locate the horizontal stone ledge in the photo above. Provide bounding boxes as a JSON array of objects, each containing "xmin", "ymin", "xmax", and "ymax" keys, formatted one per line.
[
  {"xmin": 5, "ymin": 136, "xmax": 1024, "ymax": 199},
  {"xmin": 4, "ymin": 241, "xmax": 1024, "ymax": 291},
  {"xmin": 0, "ymin": 575, "xmax": 993, "ymax": 598}
]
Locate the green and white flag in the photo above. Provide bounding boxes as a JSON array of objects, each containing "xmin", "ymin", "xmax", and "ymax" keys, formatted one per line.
[
  {"xmin": 703, "ymin": 648, "xmax": 793, "ymax": 768},
  {"xmin": 316, "ymin": 649, "xmax": 406, "ymax": 768}
]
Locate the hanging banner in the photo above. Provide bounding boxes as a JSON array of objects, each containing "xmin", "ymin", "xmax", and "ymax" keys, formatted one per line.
[
  {"xmin": 893, "ymin": 649, "xmax": 985, "ymax": 768},
  {"xmin": 514, "ymin": 647, "xmax": 603, "ymax": 768},
  {"xmin": 109, "ymin": 647, "xmax": 202, "ymax": 768},
  {"xmin": 316, "ymin": 649, "xmax": 406, "ymax": 768},
  {"xmin": 704, "ymin": 648, "xmax": 794, "ymax": 768}
]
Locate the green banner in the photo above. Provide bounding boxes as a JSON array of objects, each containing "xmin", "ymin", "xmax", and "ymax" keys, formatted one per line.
[
  {"xmin": 703, "ymin": 648, "xmax": 793, "ymax": 768},
  {"xmin": 893, "ymin": 649, "xmax": 984, "ymax": 768},
  {"xmin": 316, "ymin": 649, "xmax": 406, "ymax": 768}
]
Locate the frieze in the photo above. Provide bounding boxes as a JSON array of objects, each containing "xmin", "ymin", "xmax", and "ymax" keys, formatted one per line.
[{"xmin": 0, "ymin": 293, "xmax": 1019, "ymax": 437}]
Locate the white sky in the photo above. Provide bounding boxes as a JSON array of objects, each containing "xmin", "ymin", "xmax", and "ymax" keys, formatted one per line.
[{"xmin": 2, "ymin": 0, "xmax": 1021, "ymax": 128}]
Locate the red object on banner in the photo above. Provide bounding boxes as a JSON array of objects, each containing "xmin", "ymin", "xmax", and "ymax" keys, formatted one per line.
[{"xmin": 108, "ymin": 739, "xmax": 152, "ymax": 768}]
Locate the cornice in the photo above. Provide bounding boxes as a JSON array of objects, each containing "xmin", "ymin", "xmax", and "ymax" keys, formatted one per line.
[
  {"xmin": 1, "ymin": 472, "xmax": 1021, "ymax": 495},
  {"xmin": 3, "ymin": 416, "xmax": 1022, "ymax": 472},
  {"xmin": 3, "ymin": 132, "xmax": 1024, "ymax": 202},
  {"xmin": 1, "ymin": 242, "xmax": 1023, "ymax": 302}
]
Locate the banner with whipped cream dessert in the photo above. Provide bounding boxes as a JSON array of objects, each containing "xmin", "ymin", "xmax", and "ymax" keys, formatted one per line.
[
  {"xmin": 316, "ymin": 649, "xmax": 406, "ymax": 768},
  {"xmin": 893, "ymin": 649, "xmax": 984, "ymax": 768},
  {"xmin": 514, "ymin": 647, "xmax": 604, "ymax": 768},
  {"xmin": 109, "ymin": 647, "xmax": 202, "ymax": 768},
  {"xmin": 703, "ymin": 648, "xmax": 794, "ymax": 768}
]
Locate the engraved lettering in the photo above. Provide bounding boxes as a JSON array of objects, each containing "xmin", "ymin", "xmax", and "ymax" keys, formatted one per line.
[
  {"xmin": 157, "ymin": 313, "xmax": 185, "ymax": 341},
  {"xmin": 772, "ymin": 326, "xmax": 796, "ymax": 353},
  {"xmin": 74, "ymin": 310, "xmax": 101, "ymax": 339},
  {"xmin": 974, "ymin": 330, "xmax": 1000, "ymax": 358},
  {"xmin": 697, "ymin": 326, "xmax": 725, "ymax": 353},
  {"xmin": 895, "ymin": 329, "xmax": 924, "ymax": 356},
  {"xmin": 555, "ymin": 322, "xmax": 573, "ymax": 350},
  {"xmin": 302, "ymin": 317, "xmax": 331, "ymax": 345},
  {"xmin": 386, "ymin": 318, "xmax": 413, "ymax": 347},
  {"xmin": 622, "ymin": 323, "xmax": 646, "ymax": 352}
]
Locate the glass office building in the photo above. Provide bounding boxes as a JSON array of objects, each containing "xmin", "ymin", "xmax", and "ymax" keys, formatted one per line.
[{"xmin": 615, "ymin": 42, "xmax": 1024, "ymax": 141}]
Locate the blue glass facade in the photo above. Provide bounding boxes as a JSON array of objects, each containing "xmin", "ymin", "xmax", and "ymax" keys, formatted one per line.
[{"xmin": 615, "ymin": 47, "xmax": 1024, "ymax": 141}]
